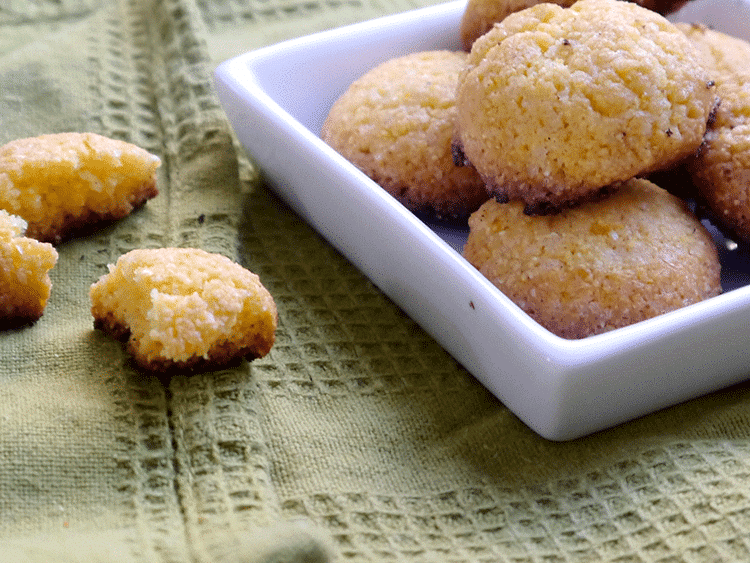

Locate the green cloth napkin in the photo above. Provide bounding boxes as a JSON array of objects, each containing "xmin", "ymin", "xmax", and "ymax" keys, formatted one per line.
[{"xmin": 3, "ymin": 0, "xmax": 750, "ymax": 561}]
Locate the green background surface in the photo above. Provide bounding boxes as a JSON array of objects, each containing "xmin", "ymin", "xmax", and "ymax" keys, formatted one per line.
[{"xmin": 2, "ymin": 0, "xmax": 750, "ymax": 561}]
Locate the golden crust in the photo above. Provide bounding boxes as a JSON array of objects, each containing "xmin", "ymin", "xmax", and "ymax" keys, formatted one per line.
[
  {"xmin": 0, "ymin": 210, "xmax": 58, "ymax": 327},
  {"xmin": 463, "ymin": 179, "xmax": 722, "ymax": 339},
  {"xmin": 455, "ymin": 0, "xmax": 715, "ymax": 214},
  {"xmin": 322, "ymin": 51, "xmax": 489, "ymax": 221},
  {"xmin": 89, "ymin": 248, "xmax": 278, "ymax": 373},
  {"xmin": 678, "ymin": 24, "xmax": 750, "ymax": 243},
  {"xmin": 0, "ymin": 132, "xmax": 160, "ymax": 244}
]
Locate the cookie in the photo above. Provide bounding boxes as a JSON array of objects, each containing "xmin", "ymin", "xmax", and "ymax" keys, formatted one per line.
[
  {"xmin": 463, "ymin": 178, "xmax": 721, "ymax": 339},
  {"xmin": 90, "ymin": 248, "xmax": 278, "ymax": 372},
  {"xmin": 461, "ymin": 0, "xmax": 575, "ymax": 51},
  {"xmin": 0, "ymin": 210, "xmax": 58, "ymax": 327},
  {"xmin": 676, "ymin": 23, "xmax": 750, "ymax": 78},
  {"xmin": 460, "ymin": 0, "xmax": 690, "ymax": 51},
  {"xmin": 677, "ymin": 24, "xmax": 750, "ymax": 243},
  {"xmin": 0, "ymin": 132, "xmax": 160, "ymax": 243},
  {"xmin": 454, "ymin": 0, "xmax": 716, "ymax": 214},
  {"xmin": 321, "ymin": 51, "xmax": 488, "ymax": 221}
]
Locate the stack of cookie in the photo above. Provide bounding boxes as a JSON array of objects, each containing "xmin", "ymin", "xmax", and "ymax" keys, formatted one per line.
[{"xmin": 321, "ymin": 0, "xmax": 750, "ymax": 339}]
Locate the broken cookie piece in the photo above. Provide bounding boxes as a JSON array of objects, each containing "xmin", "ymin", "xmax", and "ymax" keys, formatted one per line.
[
  {"xmin": 89, "ymin": 248, "xmax": 278, "ymax": 373},
  {"xmin": 0, "ymin": 132, "xmax": 160, "ymax": 243},
  {"xmin": 0, "ymin": 210, "xmax": 59, "ymax": 328}
]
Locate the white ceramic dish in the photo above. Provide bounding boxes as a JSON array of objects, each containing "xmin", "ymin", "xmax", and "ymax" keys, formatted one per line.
[{"xmin": 214, "ymin": 0, "xmax": 750, "ymax": 440}]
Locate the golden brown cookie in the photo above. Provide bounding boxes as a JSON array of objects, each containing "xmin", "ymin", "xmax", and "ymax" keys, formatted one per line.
[
  {"xmin": 90, "ymin": 248, "xmax": 278, "ymax": 372},
  {"xmin": 0, "ymin": 132, "xmax": 160, "ymax": 243},
  {"xmin": 463, "ymin": 178, "xmax": 721, "ymax": 339},
  {"xmin": 677, "ymin": 24, "xmax": 750, "ymax": 243},
  {"xmin": 0, "ymin": 210, "xmax": 58, "ymax": 328},
  {"xmin": 676, "ymin": 23, "xmax": 750, "ymax": 78},
  {"xmin": 461, "ymin": 0, "xmax": 575, "ymax": 51},
  {"xmin": 460, "ymin": 0, "xmax": 691, "ymax": 51},
  {"xmin": 454, "ymin": 0, "xmax": 716, "ymax": 214},
  {"xmin": 322, "ymin": 51, "xmax": 488, "ymax": 221}
]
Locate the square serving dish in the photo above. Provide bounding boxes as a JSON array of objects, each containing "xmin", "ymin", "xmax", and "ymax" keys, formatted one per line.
[{"xmin": 214, "ymin": 0, "xmax": 750, "ymax": 441}]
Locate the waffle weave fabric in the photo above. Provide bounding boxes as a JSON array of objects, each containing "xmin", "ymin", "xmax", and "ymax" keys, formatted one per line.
[{"xmin": 2, "ymin": 0, "xmax": 750, "ymax": 562}]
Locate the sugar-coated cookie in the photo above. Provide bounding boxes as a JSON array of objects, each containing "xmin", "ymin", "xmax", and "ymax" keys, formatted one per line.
[
  {"xmin": 454, "ymin": 0, "xmax": 716, "ymax": 214},
  {"xmin": 90, "ymin": 248, "xmax": 277, "ymax": 372},
  {"xmin": 322, "ymin": 51, "xmax": 488, "ymax": 221},
  {"xmin": 0, "ymin": 132, "xmax": 160, "ymax": 243},
  {"xmin": 463, "ymin": 178, "xmax": 721, "ymax": 339},
  {"xmin": 677, "ymin": 23, "xmax": 750, "ymax": 243},
  {"xmin": 0, "ymin": 210, "xmax": 58, "ymax": 327},
  {"xmin": 460, "ymin": 0, "xmax": 690, "ymax": 51}
]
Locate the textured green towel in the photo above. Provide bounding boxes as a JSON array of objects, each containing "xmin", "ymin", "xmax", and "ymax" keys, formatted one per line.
[{"xmin": 3, "ymin": 0, "xmax": 750, "ymax": 561}]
